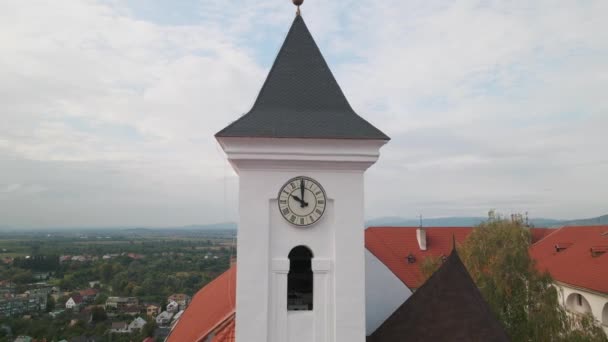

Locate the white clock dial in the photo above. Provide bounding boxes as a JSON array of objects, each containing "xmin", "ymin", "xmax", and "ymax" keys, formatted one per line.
[{"xmin": 278, "ymin": 176, "xmax": 326, "ymax": 227}]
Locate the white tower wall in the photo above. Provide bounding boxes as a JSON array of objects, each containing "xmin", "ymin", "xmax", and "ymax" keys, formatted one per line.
[{"xmin": 218, "ymin": 137, "xmax": 386, "ymax": 342}]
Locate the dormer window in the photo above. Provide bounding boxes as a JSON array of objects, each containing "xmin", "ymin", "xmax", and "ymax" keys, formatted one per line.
[
  {"xmin": 590, "ymin": 246, "xmax": 608, "ymax": 257},
  {"xmin": 554, "ymin": 243, "xmax": 573, "ymax": 253}
]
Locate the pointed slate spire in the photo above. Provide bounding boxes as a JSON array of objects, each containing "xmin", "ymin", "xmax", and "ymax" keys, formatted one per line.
[
  {"xmin": 369, "ymin": 249, "xmax": 509, "ymax": 342},
  {"xmin": 216, "ymin": 15, "xmax": 389, "ymax": 140}
]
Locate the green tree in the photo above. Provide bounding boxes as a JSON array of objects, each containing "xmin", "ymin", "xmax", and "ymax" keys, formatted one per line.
[
  {"xmin": 58, "ymin": 274, "xmax": 75, "ymax": 290},
  {"xmin": 94, "ymin": 293, "xmax": 108, "ymax": 305},
  {"xmin": 456, "ymin": 212, "xmax": 606, "ymax": 341},
  {"xmin": 100, "ymin": 263, "xmax": 114, "ymax": 283},
  {"xmin": 91, "ymin": 306, "xmax": 108, "ymax": 323},
  {"xmin": 11, "ymin": 269, "xmax": 33, "ymax": 284},
  {"xmin": 141, "ymin": 317, "xmax": 158, "ymax": 338},
  {"xmin": 419, "ymin": 255, "xmax": 443, "ymax": 282},
  {"xmin": 46, "ymin": 295, "xmax": 56, "ymax": 312}
]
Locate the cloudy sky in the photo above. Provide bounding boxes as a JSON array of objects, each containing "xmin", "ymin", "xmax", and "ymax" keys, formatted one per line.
[{"xmin": 1, "ymin": 0, "xmax": 607, "ymax": 228}]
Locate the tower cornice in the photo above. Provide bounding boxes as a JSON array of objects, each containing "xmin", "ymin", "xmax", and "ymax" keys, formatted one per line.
[{"xmin": 217, "ymin": 137, "xmax": 387, "ymax": 172}]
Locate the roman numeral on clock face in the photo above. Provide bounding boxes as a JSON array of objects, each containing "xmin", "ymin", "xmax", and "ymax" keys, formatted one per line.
[{"xmin": 278, "ymin": 176, "xmax": 327, "ymax": 227}]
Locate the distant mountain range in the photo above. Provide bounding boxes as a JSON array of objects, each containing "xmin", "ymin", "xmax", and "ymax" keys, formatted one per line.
[
  {"xmin": 1, "ymin": 215, "xmax": 606, "ymax": 232},
  {"xmin": 364, "ymin": 214, "xmax": 608, "ymax": 228},
  {"xmin": 0, "ymin": 222, "xmax": 238, "ymax": 233},
  {"xmin": 123, "ymin": 222, "xmax": 238, "ymax": 232}
]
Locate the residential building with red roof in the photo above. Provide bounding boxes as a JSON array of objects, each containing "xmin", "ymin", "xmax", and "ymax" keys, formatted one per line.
[
  {"xmin": 65, "ymin": 295, "xmax": 83, "ymax": 310},
  {"xmin": 167, "ymin": 293, "xmax": 191, "ymax": 310},
  {"xmin": 529, "ymin": 225, "xmax": 608, "ymax": 334},
  {"xmin": 78, "ymin": 288, "xmax": 98, "ymax": 303}
]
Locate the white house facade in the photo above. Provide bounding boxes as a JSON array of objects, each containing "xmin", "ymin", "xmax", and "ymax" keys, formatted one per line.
[
  {"xmin": 128, "ymin": 317, "xmax": 147, "ymax": 332},
  {"xmin": 529, "ymin": 225, "xmax": 608, "ymax": 337},
  {"xmin": 156, "ymin": 311, "xmax": 173, "ymax": 327},
  {"xmin": 555, "ymin": 282, "xmax": 608, "ymax": 335},
  {"xmin": 166, "ymin": 300, "xmax": 179, "ymax": 313},
  {"xmin": 65, "ymin": 297, "xmax": 79, "ymax": 310},
  {"xmin": 365, "ymin": 250, "xmax": 411, "ymax": 335}
]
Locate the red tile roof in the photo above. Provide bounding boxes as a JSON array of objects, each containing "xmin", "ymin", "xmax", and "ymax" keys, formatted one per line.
[
  {"xmin": 529, "ymin": 225, "xmax": 608, "ymax": 293},
  {"xmin": 530, "ymin": 228, "xmax": 553, "ymax": 244},
  {"xmin": 168, "ymin": 293, "xmax": 190, "ymax": 301},
  {"xmin": 79, "ymin": 288, "xmax": 98, "ymax": 297},
  {"xmin": 70, "ymin": 294, "xmax": 84, "ymax": 304},
  {"xmin": 167, "ymin": 266, "xmax": 236, "ymax": 342},
  {"xmin": 365, "ymin": 227, "xmax": 474, "ymax": 289},
  {"xmin": 210, "ymin": 317, "xmax": 235, "ymax": 342},
  {"xmin": 365, "ymin": 226, "xmax": 553, "ymax": 289}
]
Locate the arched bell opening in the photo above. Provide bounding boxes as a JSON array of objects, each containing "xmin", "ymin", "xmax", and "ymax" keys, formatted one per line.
[{"xmin": 287, "ymin": 245, "xmax": 313, "ymax": 311}]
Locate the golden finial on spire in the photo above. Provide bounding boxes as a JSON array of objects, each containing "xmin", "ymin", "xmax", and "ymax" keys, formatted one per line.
[{"xmin": 293, "ymin": 0, "xmax": 303, "ymax": 16}]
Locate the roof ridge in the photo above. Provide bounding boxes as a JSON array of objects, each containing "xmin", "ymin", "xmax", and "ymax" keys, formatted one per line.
[
  {"xmin": 215, "ymin": 15, "xmax": 301, "ymax": 137},
  {"xmin": 530, "ymin": 226, "xmax": 563, "ymax": 246}
]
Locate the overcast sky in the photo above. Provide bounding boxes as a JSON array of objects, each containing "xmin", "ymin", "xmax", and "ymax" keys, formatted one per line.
[{"xmin": 1, "ymin": 0, "xmax": 607, "ymax": 228}]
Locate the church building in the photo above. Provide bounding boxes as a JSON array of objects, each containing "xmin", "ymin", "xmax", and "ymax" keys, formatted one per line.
[{"xmin": 168, "ymin": 2, "xmax": 508, "ymax": 341}]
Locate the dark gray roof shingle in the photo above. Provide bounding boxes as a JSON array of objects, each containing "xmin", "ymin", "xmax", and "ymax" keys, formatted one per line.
[
  {"xmin": 368, "ymin": 249, "xmax": 509, "ymax": 342},
  {"xmin": 216, "ymin": 14, "xmax": 389, "ymax": 140}
]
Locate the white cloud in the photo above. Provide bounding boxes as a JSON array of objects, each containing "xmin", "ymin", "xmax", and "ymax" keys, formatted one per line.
[
  {"xmin": 329, "ymin": 0, "xmax": 608, "ymax": 220},
  {"xmin": 0, "ymin": 0, "xmax": 606, "ymax": 227}
]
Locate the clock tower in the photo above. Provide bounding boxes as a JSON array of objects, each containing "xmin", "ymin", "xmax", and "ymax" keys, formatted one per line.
[{"xmin": 216, "ymin": 3, "xmax": 389, "ymax": 342}]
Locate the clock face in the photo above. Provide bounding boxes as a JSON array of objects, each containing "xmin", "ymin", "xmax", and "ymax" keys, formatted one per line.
[{"xmin": 278, "ymin": 176, "xmax": 326, "ymax": 227}]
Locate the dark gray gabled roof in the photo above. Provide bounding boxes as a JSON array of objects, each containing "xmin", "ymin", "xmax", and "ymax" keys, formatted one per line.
[
  {"xmin": 216, "ymin": 14, "xmax": 389, "ymax": 140},
  {"xmin": 368, "ymin": 249, "xmax": 509, "ymax": 342}
]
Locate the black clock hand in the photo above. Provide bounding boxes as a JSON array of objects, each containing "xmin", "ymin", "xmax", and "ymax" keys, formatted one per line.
[
  {"xmin": 292, "ymin": 195, "xmax": 308, "ymax": 207},
  {"xmin": 300, "ymin": 178, "xmax": 305, "ymax": 208}
]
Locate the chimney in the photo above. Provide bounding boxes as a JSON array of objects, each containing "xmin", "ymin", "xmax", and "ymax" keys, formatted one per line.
[
  {"xmin": 416, "ymin": 214, "xmax": 427, "ymax": 251},
  {"xmin": 416, "ymin": 227, "xmax": 427, "ymax": 251}
]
